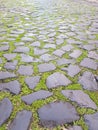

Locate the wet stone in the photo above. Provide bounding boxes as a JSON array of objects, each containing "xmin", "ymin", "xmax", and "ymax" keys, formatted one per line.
[
  {"xmin": 25, "ymin": 76, "xmax": 40, "ymax": 89},
  {"xmin": 0, "ymin": 98, "xmax": 13, "ymax": 126},
  {"xmin": 4, "ymin": 60, "xmax": 18, "ymax": 70},
  {"xmin": 56, "ymin": 39, "xmax": 64, "ymax": 45},
  {"xmin": 69, "ymin": 50, "xmax": 82, "ymax": 58},
  {"xmin": 83, "ymin": 45, "xmax": 95, "ymax": 51},
  {"xmin": 8, "ymin": 110, "xmax": 32, "ymax": 130},
  {"xmin": 38, "ymin": 101, "xmax": 79, "ymax": 127},
  {"xmin": 78, "ymin": 71, "xmax": 98, "ymax": 91},
  {"xmin": 80, "ymin": 58, "xmax": 97, "ymax": 70},
  {"xmin": 40, "ymin": 54, "xmax": 57, "ymax": 62},
  {"xmin": 84, "ymin": 112, "xmax": 98, "ymax": 130},
  {"xmin": 18, "ymin": 65, "xmax": 33, "ymax": 76},
  {"xmin": 30, "ymin": 41, "xmax": 40, "ymax": 47},
  {"xmin": 62, "ymin": 90, "xmax": 97, "ymax": 109},
  {"xmin": 0, "ymin": 71, "xmax": 16, "ymax": 80},
  {"xmin": 61, "ymin": 44, "xmax": 74, "ymax": 52},
  {"xmin": 46, "ymin": 72, "xmax": 71, "ymax": 89},
  {"xmin": 3, "ymin": 53, "xmax": 17, "ymax": 61},
  {"xmin": 0, "ymin": 80, "xmax": 21, "ymax": 95},
  {"xmin": 57, "ymin": 58, "xmax": 75, "ymax": 66},
  {"xmin": 0, "ymin": 45, "xmax": 9, "ymax": 51},
  {"xmin": 38, "ymin": 63, "xmax": 56, "ymax": 72},
  {"xmin": 68, "ymin": 126, "xmax": 82, "ymax": 130},
  {"xmin": 21, "ymin": 54, "xmax": 33, "ymax": 63},
  {"xmin": 61, "ymin": 65, "xmax": 81, "ymax": 77},
  {"xmin": 53, "ymin": 49, "xmax": 65, "ymax": 57},
  {"xmin": 88, "ymin": 51, "xmax": 98, "ymax": 60},
  {"xmin": 21, "ymin": 90, "xmax": 53, "ymax": 105},
  {"xmin": 34, "ymin": 48, "xmax": 48, "ymax": 55},
  {"xmin": 13, "ymin": 46, "xmax": 29, "ymax": 53}
]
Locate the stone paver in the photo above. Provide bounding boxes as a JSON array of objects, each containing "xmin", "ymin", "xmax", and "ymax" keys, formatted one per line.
[
  {"xmin": 4, "ymin": 60, "xmax": 18, "ymax": 70},
  {"xmin": 0, "ymin": 71, "xmax": 16, "ymax": 80},
  {"xmin": 3, "ymin": 53, "xmax": 17, "ymax": 61},
  {"xmin": 38, "ymin": 101, "xmax": 79, "ymax": 127}
]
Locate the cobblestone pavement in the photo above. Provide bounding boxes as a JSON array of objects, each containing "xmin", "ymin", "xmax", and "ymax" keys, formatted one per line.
[{"xmin": 0, "ymin": 0, "xmax": 98, "ymax": 129}]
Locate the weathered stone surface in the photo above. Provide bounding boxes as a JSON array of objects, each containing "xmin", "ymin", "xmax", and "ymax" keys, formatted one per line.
[
  {"xmin": 88, "ymin": 51, "xmax": 98, "ymax": 60},
  {"xmin": 40, "ymin": 54, "xmax": 57, "ymax": 62},
  {"xmin": 0, "ymin": 45, "xmax": 9, "ymax": 51},
  {"xmin": 80, "ymin": 58, "xmax": 97, "ymax": 70},
  {"xmin": 22, "ymin": 90, "xmax": 53, "ymax": 105},
  {"xmin": 62, "ymin": 90, "xmax": 97, "ymax": 109},
  {"xmin": 0, "ymin": 98, "xmax": 13, "ymax": 126},
  {"xmin": 13, "ymin": 46, "xmax": 29, "ymax": 53},
  {"xmin": 53, "ymin": 49, "xmax": 65, "ymax": 57},
  {"xmin": 34, "ymin": 48, "xmax": 48, "ymax": 55},
  {"xmin": 14, "ymin": 42, "xmax": 25, "ymax": 46},
  {"xmin": 8, "ymin": 110, "xmax": 32, "ymax": 130},
  {"xmin": 25, "ymin": 76, "xmax": 40, "ymax": 89},
  {"xmin": 61, "ymin": 44, "xmax": 74, "ymax": 51},
  {"xmin": 69, "ymin": 50, "xmax": 82, "ymax": 58},
  {"xmin": 38, "ymin": 101, "xmax": 79, "ymax": 127},
  {"xmin": 0, "ymin": 80, "xmax": 21, "ymax": 94},
  {"xmin": 84, "ymin": 112, "xmax": 98, "ymax": 130},
  {"xmin": 3, "ymin": 53, "xmax": 17, "ymax": 61},
  {"xmin": 30, "ymin": 41, "xmax": 40, "ymax": 47},
  {"xmin": 78, "ymin": 71, "xmax": 98, "ymax": 91},
  {"xmin": 68, "ymin": 126, "xmax": 82, "ymax": 130},
  {"xmin": 83, "ymin": 45, "xmax": 95, "ymax": 51},
  {"xmin": 46, "ymin": 72, "xmax": 71, "ymax": 88},
  {"xmin": 56, "ymin": 39, "xmax": 64, "ymax": 45},
  {"xmin": 21, "ymin": 54, "xmax": 33, "ymax": 63},
  {"xmin": 0, "ymin": 58, "xmax": 2, "ymax": 64},
  {"xmin": 21, "ymin": 37, "xmax": 33, "ymax": 42},
  {"xmin": 44, "ymin": 44, "xmax": 56, "ymax": 49},
  {"xmin": 48, "ymin": 32, "xmax": 56, "ymax": 37},
  {"xmin": 57, "ymin": 58, "xmax": 75, "ymax": 66},
  {"xmin": 18, "ymin": 65, "xmax": 33, "ymax": 76},
  {"xmin": 0, "ymin": 71, "xmax": 16, "ymax": 80},
  {"xmin": 4, "ymin": 60, "xmax": 18, "ymax": 70},
  {"xmin": 38, "ymin": 63, "xmax": 56, "ymax": 72}
]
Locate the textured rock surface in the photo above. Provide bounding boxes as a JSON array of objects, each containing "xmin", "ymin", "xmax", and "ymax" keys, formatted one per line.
[{"xmin": 0, "ymin": 71, "xmax": 16, "ymax": 80}]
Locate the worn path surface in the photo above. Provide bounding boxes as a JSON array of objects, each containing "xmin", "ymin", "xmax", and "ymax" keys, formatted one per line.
[{"xmin": 0, "ymin": 0, "xmax": 98, "ymax": 129}]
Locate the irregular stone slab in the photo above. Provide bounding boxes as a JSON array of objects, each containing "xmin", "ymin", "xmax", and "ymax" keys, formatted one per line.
[
  {"xmin": 3, "ymin": 53, "xmax": 16, "ymax": 61},
  {"xmin": 48, "ymin": 32, "xmax": 56, "ymax": 37},
  {"xmin": 61, "ymin": 65, "xmax": 81, "ymax": 77},
  {"xmin": 44, "ymin": 44, "xmax": 56, "ymax": 49},
  {"xmin": 34, "ymin": 48, "xmax": 48, "ymax": 55},
  {"xmin": 38, "ymin": 63, "xmax": 56, "ymax": 72},
  {"xmin": 21, "ymin": 90, "xmax": 53, "ymax": 105},
  {"xmin": 0, "ymin": 98, "xmax": 12, "ymax": 126},
  {"xmin": 40, "ymin": 54, "xmax": 57, "ymax": 62},
  {"xmin": 38, "ymin": 101, "xmax": 79, "ymax": 127},
  {"xmin": 56, "ymin": 39, "xmax": 64, "ymax": 45},
  {"xmin": 4, "ymin": 60, "xmax": 18, "ymax": 70},
  {"xmin": 30, "ymin": 41, "xmax": 40, "ymax": 47},
  {"xmin": 62, "ymin": 90, "xmax": 97, "ymax": 109},
  {"xmin": 53, "ymin": 49, "xmax": 65, "ymax": 57},
  {"xmin": 46, "ymin": 72, "xmax": 71, "ymax": 88},
  {"xmin": 0, "ymin": 58, "xmax": 2, "ymax": 64},
  {"xmin": 83, "ymin": 45, "xmax": 95, "ymax": 51},
  {"xmin": 80, "ymin": 58, "xmax": 97, "ymax": 70},
  {"xmin": 0, "ymin": 45, "xmax": 9, "ymax": 51},
  {"xmin": 21, "ymin": 37, "xmax": 33, "ymax": 42},
  {"xmin": 0, "ymin": 71, "xmax": 16, "ymax": 80},
  {"xmin": 14, "ymin": 42, "xmax": 25, "ymax": 46},
  {"xmin": 78, "ymin": 71, "xmax": 98, "ymax": 91},
  {"xmin": 84, "ymin": 112, "xmax": 98, "ymax": 130},
  {"xmin": 25, "ymin": 76, "xmax": 40, "ymax": 89},
  {"xmin": 0, "ymin": 80, "xmax": 21, "ymax": 94},
  {"xmin": 13, "ymin": 46, "xmax": 29, "ymax": 53},
  {"xmin": 57, "ymin": 58, "xmax": 75, "ymax": 66},
  {"xmin": 11, "ymin": 30, "xmax": 24, "ymax": 34},
  {"xmin": 8, "ymin": 110, "xmax": 32, "ymax": 130},
  {"xmin": 69, "ymin": 50, "xmax": 82, "ymax": 58},
  {"xmin": 18, "ymin": 65, "xmax": 33, "ymax": 76},
  {"xmin": 88, "ymin": 51, "xmax": 98, "ymax": 60},
  {"xmin": 61, "ymin": 44, "xmax": 74, "ymax": 51},
  {"xmin": 21, "ymin": 54, "xmax": 33, "ymax": 63},
  {"xmin": 68, "ymin": 125, "xmax": 82, "ymax": 130}
]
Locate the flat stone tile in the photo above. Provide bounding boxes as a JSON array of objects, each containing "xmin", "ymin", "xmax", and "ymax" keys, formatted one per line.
[
  {"xmin": 21, "ymin": 90, "xmax": 53, "ymax": 105},
  {"xmin": 57, "ymin": 58, "xmax": 75, "ymax": 66},
  {"xmin": 14, "ymin": 42, "xmax": 25, "ymax": 46},
  {"xmin": 0, "ymin": 58, "xmax": 2, "ymax": 64},
  {"xmin": 80, "ymin": 58, "xmax": 97, "ymax": 70},
  {"xmin": 84, "ymin": 112, "xmax": 98, "ymax": 130},
  {"xmin": 18, "ymin": 65, "xmax": 33, "ymax": 76},
  {"xmin": 3, "ymin": 53, "xmax": 17, "ymax": 61},
  {"xmin": 0, "ymin": 45, "xmax": 9, "ymax": 51},
  {"xmin": 61, "ymin": 44, "xmax": 74, "ymax": 51},
  {"xmin": 69, "ymin": 50, "xmax": 82, "ymax": 58},
  {"xmin": 21, "ymin": 37, "xmax": 33, "ymax": 42},
  {"xmin": 21, "ymin": 54, "xmax": 33, "ymax": 63},
  {"xmin": 4, "ymin": 60, "xmax": 18, "ymax": 70},
  {"xmin": 13, "ymin": 46, "xmax": 29, "ymax": 53},
  {"xmin": 79, "ymin": 71, "xmax": 98, "ymax": 91},
  {"xmin": 56, "ymin": 39, "xmax": 64, "ymax": 45},
  {"xmin": 25, "ymin": 76, "xmax": 40, "ymax": 89},
  {"xmin": 44, "ymin": 44, "xmax": 56, "ymax": 49},
  {"xmin": 0, "ymin": 80, "xmax": 21, "ymax": 94},
  {"xmin": 83, "ymin": 45, "xmax": 95, "ymax": 51},
  {"xmin": 0, "ymin": 98, "xmax": 12, "ymax": 126},
  {"xmin": 38, "ymin": 101, "xmax": 79, "ymax": 127},
  {"xmin": 30, "ymin": 41, "xmax": 40, "ymax": 47},
  {"xmin": 88, "ymin": 51, "xmax": 98, "ymax": 60},
  {"xmin": 53, "ymin": 49, "xmax": 65, "ymax": 57},
  {"xmin": 62, "ymin": 90, "xmax": 97, "ymax": 109},
  {"xmin": 46, "ymin": 72, "xmax": 71, "ymax": 89},
  {"xmin": 40, "ymin": 54, "xmax": 57, "ymax": 62},
  {"xmin": 8, "ymin": 110, "xmax": 32, "ymax": 130},
  {"xmin": 0, "ymin": 71, "xmax": 16, "ymax": 80},
  {"xmin": 34, "ymin": 48, "xmax": 48, "ymax": 55},
  {"xmin": 68, "ymin": 126, "xmax": 82, "ymax": 130}
]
